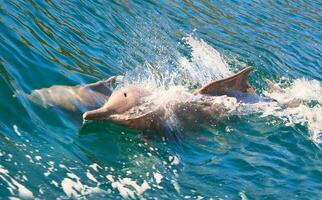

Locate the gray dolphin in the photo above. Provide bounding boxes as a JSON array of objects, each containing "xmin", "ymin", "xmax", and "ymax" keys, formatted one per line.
[
  {"xmin": 28, "ymin": 76, "xmax": 118, "ymax": 113},
  {"xmin": 82, "ymin": 67, "xmax": 257, "ymax": 130}
]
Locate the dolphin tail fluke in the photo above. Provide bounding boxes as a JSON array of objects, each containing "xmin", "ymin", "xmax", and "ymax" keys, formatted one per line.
[{"xmin": 194, "ymin": 67, "xmax": 255, "ymax": 95}]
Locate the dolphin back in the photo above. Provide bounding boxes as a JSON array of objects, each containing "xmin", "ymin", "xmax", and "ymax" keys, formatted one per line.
[
  {"xmin": 194, "ymin": 67, "xmax": 255, "ymax": 96},
  {"xmin": 28, "ymin": 80, "xmax": 114, "ymax": 113}
]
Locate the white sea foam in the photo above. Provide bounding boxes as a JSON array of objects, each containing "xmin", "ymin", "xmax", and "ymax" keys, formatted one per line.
[
  {"xmin": 107, "ymin": 174, "xmax": 151, "ymax": 198},
  {"xmin": 171, "ymin": 179, "xmax": 180, "ymax": 193},
  {"xmin": 86, "ymin": 170, "xmax": 98, "ymax": 183},
  {"xmin": 61, "ymin": 172, "xmax": 103, "ymax": 198},
  {"xmin": 9, "ymin": 197, "xmax": 20, "ymax": 200},
  {"xmin": 153, "ymin": 172, "xmax": 163, "ymax": 184},
  {"xmin": 13, "ymin": 125, "xmax": 22, "ymax": 136},
  {"xmin": 262, "ymin": 79, "xmax": 322, "ymax": 145},
  {"xmin": 25, "ymin": 155, "xmax": 34, "ymax": 164},
  {"xmin": 51, "ymin": 180, "xmax": 59, "ymax": 187},
  {"xmin": 264, "ymin": 78, "xmax": 322, "ymax": 104},
  {"xmin": 239, "ymin": 191, "xmax": 248, "ymax": 200},
  {"xmin": 44, "ymin": 160, "xmax": 55, "ymax": 177},
  {"xmin": 169, "ymin": 155, "xmax": 180, "ymax": 165},
  {"xmin": 0, "ymin": 165, "xmax": 34, "ymax": 199},
  {"xmin": 35, "ymin": 156, "xmax": 42, "ymax": 161},
  {"xmin": 89, "ymin": 163, "xmax": 101, "ymax": 172}
]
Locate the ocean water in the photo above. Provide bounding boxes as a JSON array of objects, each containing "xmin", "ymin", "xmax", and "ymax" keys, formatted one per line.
[{"xmin": 0, "ymin": 0, "xmax": 321, "ymax": 199}]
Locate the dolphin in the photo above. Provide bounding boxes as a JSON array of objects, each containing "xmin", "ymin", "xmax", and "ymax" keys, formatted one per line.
[
  {"xmin": 28, "ymin": 76, "xmax": 118, "ymax": 113},
  {"xmin": 82, "ymin": 67, "xmax": 259, "ymax": 130}
]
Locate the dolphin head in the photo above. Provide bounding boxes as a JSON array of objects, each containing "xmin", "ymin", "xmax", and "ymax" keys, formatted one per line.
[{"xmin": 82, "ymin": 85, "xmax": 150, "ymax": 120}]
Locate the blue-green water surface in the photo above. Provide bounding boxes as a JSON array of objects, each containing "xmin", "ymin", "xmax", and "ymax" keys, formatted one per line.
[{"xmin": 0, "ymin": 0, "xmax": 321, "ymax": 199}]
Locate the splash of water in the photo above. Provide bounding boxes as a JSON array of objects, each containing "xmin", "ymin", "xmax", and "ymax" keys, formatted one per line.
[
  {"xmin": 179, "ymin": 35, "xmax": 232, "ymax": 84},
  {"xmin": 120, "ymin": 35, "xmax": 322, "ymax": 146},
  {"xmin": 122, "ymin": 35, "xmax": 232, "ymax": 89},
  {"xmin": 262, "ymin": 79, "xmax": 322, "ymax": 145}
]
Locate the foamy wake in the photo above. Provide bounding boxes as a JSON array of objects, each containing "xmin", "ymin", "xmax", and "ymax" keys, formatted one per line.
[
  {"xmin": 229, "ymin": 78, "xmax": 322, "ymax": 146},
  {"xmin": 262, "ymin": 79, "xmax": 322, "ymax": 145},
  {"xmin": 145, "ymin": 82, "xmax": 320, "ymax": 148}
]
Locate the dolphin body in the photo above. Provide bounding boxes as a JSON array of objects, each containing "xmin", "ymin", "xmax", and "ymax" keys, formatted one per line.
[
  {"xmin": 29, "ymin": 67, "xmax": 265, "ymax": 130},
  {"xmin": 82, "ymin": 67, "xmax": 260, "ymax": 130},
  {"xmin": 28, "ymin": 76, "xmax": 118, "ymax": 113}
]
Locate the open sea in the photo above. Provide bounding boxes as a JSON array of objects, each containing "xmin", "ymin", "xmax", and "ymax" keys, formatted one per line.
[{"xmin": 0, "ymin": 0, "xmax": 321, "ymax": 199}]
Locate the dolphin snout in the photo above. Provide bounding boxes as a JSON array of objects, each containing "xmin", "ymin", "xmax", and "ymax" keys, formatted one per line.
[
  {"xmin": 83, "ymin": 107, "xmax": 112, "ymax": 120},
  {"xmin": 82, "ymin": 112, "xmax": 92, "ymax": 120}
]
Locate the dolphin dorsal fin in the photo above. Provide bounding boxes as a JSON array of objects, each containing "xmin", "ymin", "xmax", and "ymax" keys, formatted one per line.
[
  {"xmin": 194, "ymin": 67, "xmax": 255, "ymax": 95},
  {"xmin": 84, "ymin": 76, "xmax": 120, "ymax": 96}
]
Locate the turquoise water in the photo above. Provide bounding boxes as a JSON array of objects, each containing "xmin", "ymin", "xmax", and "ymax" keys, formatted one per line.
[{"xmin": 1, "ymin": 0, "xmax": 322, "ymax": 199}]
